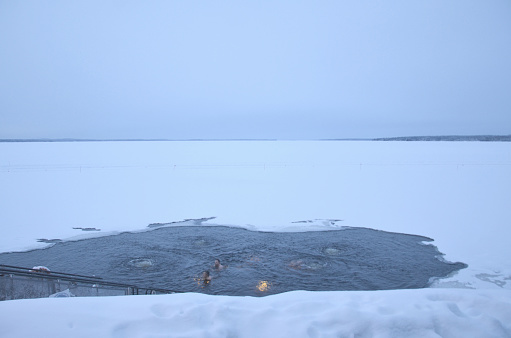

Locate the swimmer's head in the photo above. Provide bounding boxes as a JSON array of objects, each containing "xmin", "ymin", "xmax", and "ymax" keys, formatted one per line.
[
  {"xmin": 214, "ymin": 259, "xmax": 221, "ymax": 267},
  {"xmin": 202, "ymin": 270, "xmax": 211, "ymax": 283}
]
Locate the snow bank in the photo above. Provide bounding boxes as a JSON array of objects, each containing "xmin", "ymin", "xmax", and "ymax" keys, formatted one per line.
[{"xmin": 1, "ymin": 289, "xmax": 511, "ymax": 337}]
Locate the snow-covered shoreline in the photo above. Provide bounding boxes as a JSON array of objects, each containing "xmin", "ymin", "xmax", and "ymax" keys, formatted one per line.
[
  {"xmin": 1, "ymin": 288, "xmax": 511, "ymax": 337},
  {"xmin": 1, "ymin": 141, "xmax": 510, "ymax": 336}
]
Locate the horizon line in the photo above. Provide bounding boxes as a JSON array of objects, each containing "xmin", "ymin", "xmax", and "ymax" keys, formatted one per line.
[{"xmin": 1, "ymin": 134, "xmax": 510, "ymax": 143}]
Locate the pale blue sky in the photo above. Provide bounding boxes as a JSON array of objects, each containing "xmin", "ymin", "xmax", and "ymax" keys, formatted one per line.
[{"xmin": 1, "ymin": 1, "xmax": 510, "ymax": 139}]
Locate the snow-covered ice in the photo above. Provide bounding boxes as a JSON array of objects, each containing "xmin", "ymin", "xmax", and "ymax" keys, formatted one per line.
[{"xmin": 1, "ymin": 140, "xmax": 510, "ymax": 337}]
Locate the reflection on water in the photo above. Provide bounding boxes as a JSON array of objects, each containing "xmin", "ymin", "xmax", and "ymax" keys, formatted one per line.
[
  {"xmin": 0, "ymin": 226, "xmax": 467, "ymax": 297},
  {"xmin": 256, "ymin": 280, "xmax": 271, "ymax": 292}
]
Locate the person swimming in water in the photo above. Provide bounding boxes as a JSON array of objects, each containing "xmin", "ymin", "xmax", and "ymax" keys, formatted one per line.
[
  {"xmin": 201, "ymin": 270, "xmax": 211, "ymax": 284},
  {"xmin": 214, "ymin": 259, "xmax": 225, "ymax": 270},
  {"xmin": 288, "ymin": 260, "xmax": 304, "ymax": 269}
]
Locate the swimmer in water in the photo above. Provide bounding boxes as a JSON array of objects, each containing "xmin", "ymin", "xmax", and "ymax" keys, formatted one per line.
[
  {"xmin": 214, "ymin": 259, "xmax": 225, "ymax": 270},
  {"xmin": 288, "ymin": 260, "xmax": 303, "ymax": 269},
  {"xmin": 202, "ymin": 270, "xmax": 211, "ymax": 283}
]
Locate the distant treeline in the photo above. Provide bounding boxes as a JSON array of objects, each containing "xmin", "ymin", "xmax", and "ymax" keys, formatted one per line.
[{"xmin": 374, "ymin": 135, "xmax": 511, "ymax": 142}]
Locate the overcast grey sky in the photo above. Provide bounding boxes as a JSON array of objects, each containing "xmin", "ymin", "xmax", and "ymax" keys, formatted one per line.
[{"xmin": 1, "ymin": 1, "xmax": 510, "ymax": 139}]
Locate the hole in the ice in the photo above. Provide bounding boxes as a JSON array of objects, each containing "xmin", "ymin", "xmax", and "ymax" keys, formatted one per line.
[{"xmin": 0, "ymin": 225, "xmax": 467, "ymax": 296}]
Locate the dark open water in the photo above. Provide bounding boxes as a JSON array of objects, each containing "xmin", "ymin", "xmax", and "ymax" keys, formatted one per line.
[{"xmin": 0, "ymin": 226, "xmax": 467, "ymax": 296}]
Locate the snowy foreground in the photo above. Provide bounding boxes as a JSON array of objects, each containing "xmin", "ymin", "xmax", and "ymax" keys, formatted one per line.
[
  {"xmin": 1, "ymin": 289, "xmax": 511, "ymax": 337},
  {"xmin": 1, "ymin": 141, "xmax": 510, "ymax": 337}
]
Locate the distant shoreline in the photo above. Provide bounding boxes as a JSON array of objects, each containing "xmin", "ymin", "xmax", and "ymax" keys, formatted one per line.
[
  {"xmin": 0, "ymin": 135, "xmax": 510, "ymax": 142},
  {"xmin": 373, "ymin": 135, "xmax": 511, "ymax": 142}
]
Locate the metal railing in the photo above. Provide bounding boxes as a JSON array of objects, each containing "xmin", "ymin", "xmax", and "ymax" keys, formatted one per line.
[{"xmin": 0, "ymin": 264, "xmax": 181, "ymax": 301}]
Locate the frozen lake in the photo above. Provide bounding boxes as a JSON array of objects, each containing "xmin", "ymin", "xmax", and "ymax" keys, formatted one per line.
[
  {"xmin": 1, "ymin": 140, "xmax": 510, "ymax": 337},
  {"xmin": 0, "ymin": 140, "xmax": 510, "ymax": 290}
]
